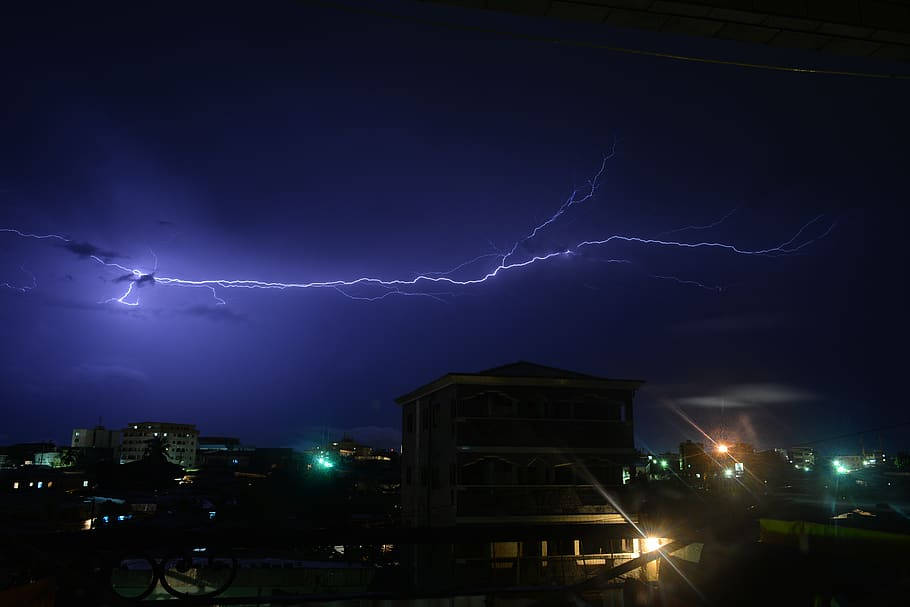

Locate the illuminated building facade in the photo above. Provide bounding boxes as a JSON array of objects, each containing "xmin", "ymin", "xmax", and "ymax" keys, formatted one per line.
[
  {"xmin": 121, "ymin": 422, "xmax": 198, "ymax": 467},
  {"xmin": 788, "ymin": 447, "xmax": 816, "ymax": 468}
]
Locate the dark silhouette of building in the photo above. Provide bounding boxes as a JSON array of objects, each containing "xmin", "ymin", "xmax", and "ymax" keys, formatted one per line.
[
  {"xmin": 397, "ymin": 361, "xmax": 642, "ymax": 527},
  {"xmin": 396, "ymin": 362, "xmax": 650, "ymax": 592}
]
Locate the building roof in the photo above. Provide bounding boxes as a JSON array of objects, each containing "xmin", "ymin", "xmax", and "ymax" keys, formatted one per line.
[
  {"xmin": 472, "ymin": 361, "xmax": 598, "ymax": 379},
  {"xmin": 395, "ymin": 361, "xmax": 644, "ymax": 404}
]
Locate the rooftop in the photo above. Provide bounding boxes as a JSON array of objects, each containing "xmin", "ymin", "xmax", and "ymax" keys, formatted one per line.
[{"xmin": 396, "ymin": 361, "xmax": 644, "ymax": 404}]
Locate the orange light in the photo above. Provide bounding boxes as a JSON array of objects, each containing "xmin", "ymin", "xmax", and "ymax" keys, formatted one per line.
[{"xmin": 716, "ymin": 444, "xmax": 729, "ymax": 454}]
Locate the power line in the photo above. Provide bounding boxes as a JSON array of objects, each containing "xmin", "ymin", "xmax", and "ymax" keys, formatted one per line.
[{"xmin": 308, "ymin": 0, "xmax": 910, "ymax": 80}]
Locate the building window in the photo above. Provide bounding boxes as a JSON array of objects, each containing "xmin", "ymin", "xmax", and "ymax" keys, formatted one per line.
[
  {"xmin": 12, "ymin": 482, "xmax": 18, "ymax": 489},
  {"xmin": 406, "ymin": 412, "xmax": 414, "ymax": 434},
  {"xmin": 545, "ymin": 403, "xmax": 571, "ymax": 419}
]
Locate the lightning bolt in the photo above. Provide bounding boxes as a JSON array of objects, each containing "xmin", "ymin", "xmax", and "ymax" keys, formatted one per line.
[
  {"xmin": 99, "ymin": 281, "xmax": 139, "ymax": 306},
  {"xmin": 650, "ymin": 275, "xmax": 724, "ymax": 293},
  {"xmin": 0, "ymin": 228, "xmax": 69, "ymax": 242},
  {"xmin": 656, "ymin": 207, "xmax": 739, "ymax": 237},
  {"xmin": 1, "ymin": 155, "xmax": 834, "ymax": 307},
  {"xmin": 0, "ymin": 266, "xmax": 37, "ymax": 293}
]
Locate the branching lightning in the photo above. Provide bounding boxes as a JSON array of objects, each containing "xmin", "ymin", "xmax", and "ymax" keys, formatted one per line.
[
  {"xmin": 1, "ymin": 155, "xmax": 834, "ymax": 308},
  {"xmin": 0, "ymin": 266, "xmax": 37, "ymax": 294},
  {"xmin": 0, "ymin": 228, "xmax": 69, "ymax": 242},
  {"xmin": 650, "ymin": 275, "xmax": 724, "ymax": 293}
]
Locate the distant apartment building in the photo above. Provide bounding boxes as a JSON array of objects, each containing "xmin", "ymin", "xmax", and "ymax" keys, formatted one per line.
[
  {"xmin": 788, "ymin": 447, "xmax": 816, "ymax": 468},
  {"xmin": 72, "ymin": 426, "xmax": 122, "ymax": 461},
  {"xmin": 198, "ymin": 436, "xmax": 242, "ymax": 451},
  {"xmin": 121, "ymin": 422, "xmax": 198, "ymax": 467},
  {"xmin": 198, "ymin": 436, "xmax": 253, "ymax": 469}
]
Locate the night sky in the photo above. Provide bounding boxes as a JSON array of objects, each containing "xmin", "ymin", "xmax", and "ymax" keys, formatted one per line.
[{"xmin": 1, "ymin": 1, "xmax": 907, "ymax": 454}]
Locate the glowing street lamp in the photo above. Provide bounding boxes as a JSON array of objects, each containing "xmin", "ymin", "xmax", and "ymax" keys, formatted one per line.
[{"xmin": 716, "ymin": 444, "xmax": 729, "ymax": 454}]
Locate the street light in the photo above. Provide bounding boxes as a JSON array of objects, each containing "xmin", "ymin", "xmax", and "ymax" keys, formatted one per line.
[{"xmin": 716, "ymin": 444, "xmax": 729, "ymax": 454}]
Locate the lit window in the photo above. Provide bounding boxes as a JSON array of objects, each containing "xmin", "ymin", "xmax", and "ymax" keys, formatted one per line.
[
  {"xmin": 47, "ymin": 482, "xmax": 53, "ymax": 488},
  {"xmin": 29, "ymin": 482, "xmax": 34, "ymax": 487},
  {"xmin": 12, "ymin": 482, "xmax": 18, "ymax": 489},
  {"xmin": 37, "ymin": 481, "xmax": 43, "ymax": 489},
  {"xmin": 82, "ymin": 480, "xmax": 89, "ymax": 487}
]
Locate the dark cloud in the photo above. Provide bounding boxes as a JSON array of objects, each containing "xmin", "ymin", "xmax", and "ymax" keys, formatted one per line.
[
  {"xmin": 62, "ymin": 240, "xmax": 119, "ymax": 259},
  {"xmin": 675, "ymin": 383, "xmax": 818, "ymax": 409},
  {"xmin": 180, "ymin": 305, "xmax": 248, "ymax": 324}
]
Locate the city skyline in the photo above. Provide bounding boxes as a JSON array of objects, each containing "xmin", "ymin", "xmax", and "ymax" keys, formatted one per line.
[{"xmin": 1, "ymin": 1, "xmax": 905, "ymax": 455}]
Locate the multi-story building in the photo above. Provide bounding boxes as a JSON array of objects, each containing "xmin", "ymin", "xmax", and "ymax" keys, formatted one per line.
[
  {"xmin": 397, "ymin": 361, "xmax": 642, "ymax": 527},
  {"xmin": 121, "ymin": 422, "xmax": 198, "ymax": 467},
  {"xmin": 788, "ymin": 447, "xmax": 816, "ymax": 469},
  {"xmin": 72, "ymin": 426, "xmax": 122, "ymax": 461},
  {"xmin": 396, "ymin": 362, "xmax": 661, "ymax": 592}
]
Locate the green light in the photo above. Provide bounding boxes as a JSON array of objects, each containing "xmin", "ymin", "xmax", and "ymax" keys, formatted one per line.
[
  {"xmin": 660, "ymin": 460, "xmax": 668, "ymax": 468},
  {"xmin": 835, "ymin": 464, "xmax": 848, "ymax": 474},
  {"xmin": 315, "ymin": 455, "xmax": 334, "ymax": 469}
]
